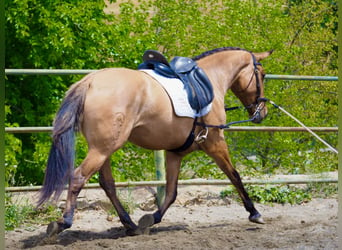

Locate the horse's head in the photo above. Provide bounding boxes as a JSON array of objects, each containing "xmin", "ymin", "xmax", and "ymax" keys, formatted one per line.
[{"xmin": 230, "ymin": 50, "xmax": 273, "ymax": 123}]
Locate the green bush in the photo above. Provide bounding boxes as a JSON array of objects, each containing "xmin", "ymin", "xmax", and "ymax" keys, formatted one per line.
[
  {"xmin": 220, "ymin": 182, "xmax": 337, "ymax": 205},
  {"xmin": 220, "ymin": 184, "xmax": 312, "ymax": 205}
]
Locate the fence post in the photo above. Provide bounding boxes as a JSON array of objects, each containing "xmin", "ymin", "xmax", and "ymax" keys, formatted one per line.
[{"xmin": 154, "ymin": 150, "xmax": 165, "ymax": 207}]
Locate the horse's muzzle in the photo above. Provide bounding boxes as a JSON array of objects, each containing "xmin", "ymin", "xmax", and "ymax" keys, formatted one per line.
[{"xmin": 251, "ymin": 106, "xmax": 268, "ymax": 124}]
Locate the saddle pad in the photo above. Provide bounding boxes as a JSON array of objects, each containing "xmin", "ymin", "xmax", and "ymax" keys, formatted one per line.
[{"xmin": 141, "ymin": 69, "xmax": 212, "ymax": 118}]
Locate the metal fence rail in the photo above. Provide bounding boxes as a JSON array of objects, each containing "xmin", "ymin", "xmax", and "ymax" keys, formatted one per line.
[{"xmin": 5, "ymin": 69, "xmax": 339, "ymax": 81}]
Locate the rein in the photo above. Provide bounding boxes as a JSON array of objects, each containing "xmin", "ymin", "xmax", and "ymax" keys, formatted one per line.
[{"xmin": 196, "ymin": 98, "xmax": 267, "ymax": 129}]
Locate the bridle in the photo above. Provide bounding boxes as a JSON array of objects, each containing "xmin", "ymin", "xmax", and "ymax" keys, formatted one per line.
[{"xmin": 243, "ymin": 53, "xmax": 268, "ymax": 117}]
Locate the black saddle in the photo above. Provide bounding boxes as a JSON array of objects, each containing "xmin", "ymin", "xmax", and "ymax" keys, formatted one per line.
[{"xmin": 138, "ymin": 50, "xmax": 214, "ymax": 111}]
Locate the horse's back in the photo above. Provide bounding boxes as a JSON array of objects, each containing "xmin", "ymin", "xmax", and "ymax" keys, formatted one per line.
[
  {"xmin": 84, "ymin": 68, "xmax": 171, "ymax": 115},
  {"xmin": 87, "ymin": 68, "xmax": 156, "ymax": 98}
]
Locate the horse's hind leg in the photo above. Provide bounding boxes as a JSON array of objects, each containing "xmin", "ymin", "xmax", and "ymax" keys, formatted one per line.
[
  {"xmin": 99, "ymin": 158, "xmax": 138, "ymax": 234},
  {"xmin": 202, "ymin": 137, "xmax": 264, "ymax": 224},
  {"xmin": 47, "ymin": 149, "xmax": 108, "ymax": 236}
]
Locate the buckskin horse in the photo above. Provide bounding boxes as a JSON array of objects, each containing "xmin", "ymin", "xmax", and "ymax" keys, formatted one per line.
[{"xmin": 38, "ymin": 47, "xmax": 273, "ymax": 236}]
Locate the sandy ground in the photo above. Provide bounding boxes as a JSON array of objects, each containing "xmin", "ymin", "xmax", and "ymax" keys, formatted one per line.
[{"xmin": 5, "ymin": 185, "xmax": 338, "ymax": 249}]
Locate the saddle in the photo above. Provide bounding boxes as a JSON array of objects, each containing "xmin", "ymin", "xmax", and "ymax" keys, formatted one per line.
[{"xmin": 138, "ymin": 50, "xmax": 214, "ymax": 111}]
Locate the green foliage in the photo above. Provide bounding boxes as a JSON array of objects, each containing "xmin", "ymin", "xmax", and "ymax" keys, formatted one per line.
[
  {"xmin": 110, "ymin": 143, "xmax": 156, "ymax": 182},
  {"xmin": 226, "ymin": 131, "xmax": 338, "ymax": 176},
  {"xmin": 220, "ymin": 184, "xmax": 312, "ymax": 205},
  {"xmin": 5, "ymin": 106, "xmax": 21, "ymax": 187},
  {"xmin": 220, "ymin": 182, "xmax": 337, "ymax": 205},
  {"xmin": 5, "ymin": 193, "xmax": 62, "ymax": 231},
  {"xmin": 5, "ymin": 0, "xmax": 118, "ymax": 186},
  {"xmin": 247, "ymin": 185, "xmax": 312, "ymax": 205},
  {"xmin": 180, "ymin": 151, "xmax": 225, "ymax": 180},
  {"xmin": 5, "ymin": 0, "xmax": 337, "ymax": 186},
  {"xmin": 306, "ymin": 182, "xmax": 338, "ymax": 198}
]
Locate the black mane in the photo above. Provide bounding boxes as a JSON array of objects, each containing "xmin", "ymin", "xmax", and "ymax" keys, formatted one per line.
[{"xmin": 192, "ymin": 47, "xmax": 251, "ymax": 61}]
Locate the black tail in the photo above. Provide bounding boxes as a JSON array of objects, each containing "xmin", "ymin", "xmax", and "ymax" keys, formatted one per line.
[{"xmin": 37, "ymin": 75, "xmax": 92, "ymax": 206}]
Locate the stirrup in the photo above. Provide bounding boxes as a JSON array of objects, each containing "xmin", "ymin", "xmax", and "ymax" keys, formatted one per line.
[{"xmin": 195, "ymin": 127, "xmax": 208, "ymax": 144}]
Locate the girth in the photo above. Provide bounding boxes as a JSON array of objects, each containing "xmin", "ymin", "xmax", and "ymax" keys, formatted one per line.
[{"xmin": 168, "ymin": 118, "xmax": 198, "ymax": 153}]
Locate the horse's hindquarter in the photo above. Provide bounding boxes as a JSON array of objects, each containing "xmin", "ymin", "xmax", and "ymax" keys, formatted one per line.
[{"xmin": 82, "ymin": 68, "xmax": 194, "ymax": 151}]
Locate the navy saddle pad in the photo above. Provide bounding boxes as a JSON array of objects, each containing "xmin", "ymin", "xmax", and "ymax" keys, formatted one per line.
[{"xmin": 138, "ymin": 50, "xmax": 214, "ymax": 111}]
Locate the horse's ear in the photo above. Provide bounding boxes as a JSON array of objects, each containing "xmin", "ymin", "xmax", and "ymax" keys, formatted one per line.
[{"xmin": 254, "ymin": 50, "xmax": 274, "ymax": 61}]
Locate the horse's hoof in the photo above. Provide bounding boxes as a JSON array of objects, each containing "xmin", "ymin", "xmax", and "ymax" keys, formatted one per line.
[
  {"xmin": 138, "ymin": 214, "xmax": 155, "ymax": 229},
  {"xmin": 249, "ymin": 214, "xmax": 265, "ymax": 224},
  {"xmin": 46, "ymin": 221, "xmax": 59, "ymax": 237}
]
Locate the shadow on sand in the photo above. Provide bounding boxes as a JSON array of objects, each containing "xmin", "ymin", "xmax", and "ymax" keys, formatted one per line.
[{"xmin": 21, "ymin": 223, "xmax": 190, "ymax": 248}]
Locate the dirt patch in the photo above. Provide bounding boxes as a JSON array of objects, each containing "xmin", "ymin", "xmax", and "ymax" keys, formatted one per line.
[{"xmin": 5, "ymin": 186, "xmax": 338, "ymax": 249}]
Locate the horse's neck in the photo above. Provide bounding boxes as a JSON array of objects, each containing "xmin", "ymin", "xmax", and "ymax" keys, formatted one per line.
[{"xmin": 198, "ymin": 53, "xmax": 249, "ymax": 96}]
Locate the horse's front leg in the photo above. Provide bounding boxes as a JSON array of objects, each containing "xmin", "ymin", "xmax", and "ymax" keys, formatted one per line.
[
  {"xmin": 138, "ymin": 151, "xmax": 182, "ymax": 231},
  {"xmin": 202, "ymin": 134, "xmax": 264, "ymax": 224}
]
